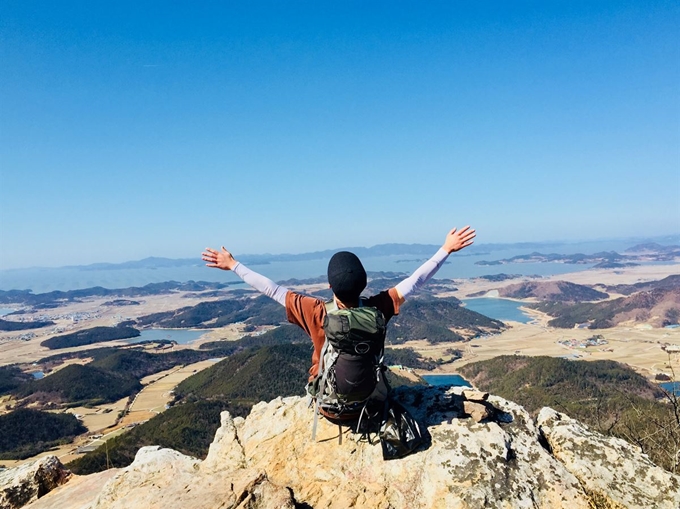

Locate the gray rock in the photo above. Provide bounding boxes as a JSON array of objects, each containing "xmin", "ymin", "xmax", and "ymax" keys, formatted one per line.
[
  {"xmin": 0, "ymin": 456, "xmax": 70, "ymax": 509},
  {"xmin": 89, "ymin": 387, "xmax": 590, "ymax": 508},
  {"xmin": 19, "ymin": 386, "xmax": 680, "ymax": 509},
  {"xmin": 537, "ymin": 407, "xmax": 680, "ymax": 509},
  {"xmin": 462, "ymin": 390, "xmax": 489, "ymax": 402}
]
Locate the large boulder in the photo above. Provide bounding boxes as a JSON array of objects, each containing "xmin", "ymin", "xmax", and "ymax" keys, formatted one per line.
[
  {"xmin": 0, "ymin": 456, "xmax": 70, "ymax": 509},
  {"xmin": 91, "ymin": 386, "xmax": 591, "ymax": 509},
  {"xmin": 10, "ymin": 385, "xmax": 680, "ymax": 509},
  {"xmin": 538, "ymin": 407, "xmax": 680, "ymax": 509}
]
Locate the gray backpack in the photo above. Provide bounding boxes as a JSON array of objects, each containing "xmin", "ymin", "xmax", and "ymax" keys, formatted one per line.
[{"xmin": 309, "ymin": 300, "xmax": 390, "ymax": 441}]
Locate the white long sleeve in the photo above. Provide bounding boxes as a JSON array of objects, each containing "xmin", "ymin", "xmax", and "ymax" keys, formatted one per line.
[
  {"xmin": 232, "ymin": 262, "xmax": 289, "ymax": 306},
  {"xmin": 394, "ymin": 248, "xmax": 450, "ymax": 300}
]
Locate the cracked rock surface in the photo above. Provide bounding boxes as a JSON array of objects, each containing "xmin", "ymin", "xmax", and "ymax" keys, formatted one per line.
[
  {"xmin": 6, "ymin": 385, "xmax": 679, "ymax": 509},
  {"xmin": 537, "ymin": 407, "xmax": 680, "ymax": 509}
]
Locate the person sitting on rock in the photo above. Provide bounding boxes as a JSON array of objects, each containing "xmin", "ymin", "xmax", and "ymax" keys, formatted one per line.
[{"xmin": 202, "ymin": 226, "xmax": 475, "ymax": 389}]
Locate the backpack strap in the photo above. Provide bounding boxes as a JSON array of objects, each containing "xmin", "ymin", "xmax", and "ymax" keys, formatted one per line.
[{"xmin": 311, "ymin": 336, "xmax": 332, "ymax": 441}]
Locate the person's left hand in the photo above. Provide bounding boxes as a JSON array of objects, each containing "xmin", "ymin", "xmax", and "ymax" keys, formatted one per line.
[{"xmin": 202, "ymin": 246, "xmax": 238, "ymax": 271}]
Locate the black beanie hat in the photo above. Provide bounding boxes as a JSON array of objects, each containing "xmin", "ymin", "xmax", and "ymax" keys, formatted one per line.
[{"xmin": 327, "ymin": 251, "xmax": 367, "ymax": 302}]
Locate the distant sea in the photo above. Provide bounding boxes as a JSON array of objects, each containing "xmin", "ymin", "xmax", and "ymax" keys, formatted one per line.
[{"xmin": 0, "ymin": 238, "xmax": 676, "ymax": 293}]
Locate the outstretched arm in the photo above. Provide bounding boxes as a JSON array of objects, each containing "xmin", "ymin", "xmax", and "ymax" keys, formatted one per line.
[
  {"xmin": 394, "ymin": 226, "xmax": 475, "ymax": 303},
  {"xmin": 202, "ymin": 247, "xmax": 289, "ymax": 306}
]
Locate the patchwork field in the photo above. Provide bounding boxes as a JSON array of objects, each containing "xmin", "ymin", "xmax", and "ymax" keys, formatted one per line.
[{"xmin": 123, "ymin": 359, "xmax": 220, "ymax": 424}]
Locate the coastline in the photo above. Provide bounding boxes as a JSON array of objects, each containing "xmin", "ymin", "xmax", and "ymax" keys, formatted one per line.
[
  {"xmin": 1, "ymin": 262, "xmax": 678, "ymax": 372},
  {"xmin": 0, "ymin": 259, "xmax": 678, "ymax": 469}
]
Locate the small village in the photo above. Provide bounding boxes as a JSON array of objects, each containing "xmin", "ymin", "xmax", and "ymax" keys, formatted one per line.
[{"xmin": 558, "ymin": 334, "xmax": 609, "ymax": 350}]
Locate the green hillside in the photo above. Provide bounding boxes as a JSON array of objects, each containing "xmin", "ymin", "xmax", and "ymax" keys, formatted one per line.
[
  {"xmin": 459, "ymin": 356, "xmax": 678, "ymax": 472},
  {"xmin": 500, "ymin": 281, "xmax": 609, "ymax": 302},
  {"xmin": 387, "ymin": 298, "xmax": 505, "ymax": 344},
  {"xmin": 0, "ymin": 318, "xmax": 55, "ymax": 331},
  {"xmin": 199, "ymin": 324, "xmax": 309, "ymax": 351},
  {"xmin": 530, "ymin": 287, "xmax": 679, "ymax": 328},
  {"xmin": 0, "ymin": 366, "xmax": 33, "ymax": 396},
  {"xmin": 41, "ymin": 325, "xmax": 140, "ymax": 349},
  {"xmin": 67, "ymin": 344, "xmax": 311, "ymax": 475},
  {"xmin": 66, "ymin": 400, "xmax": 240, "ymax": 474},
  {"xmin": 174, "ymin": 343, "xmax": 310, "ymax": 403},
  {"xmin": 15, "ymin": 364, "xmax": 142, "ymax": 405},
  {"xmin": 135, "ymin": 295, "xmax": 285, "ymax": 328},
  {"xmin": 87, "ymin": 348, "xmax": 226, "ymax": 379},
  {"xmin": 0, "ymin": 408, "xmax": 87, "ymax": 459},
  {"xmin": 88, "ymin": 349, "xmax": 180, "ymax": 378},
  {"xmin": 384, "ymin": 347, "xmax": 454, "ymax": 370}
]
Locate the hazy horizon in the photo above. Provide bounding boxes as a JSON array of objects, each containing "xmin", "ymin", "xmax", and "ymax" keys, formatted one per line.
[{"xmin": 1, "ymin": 233, "xmax": 678, "ymax": 273}]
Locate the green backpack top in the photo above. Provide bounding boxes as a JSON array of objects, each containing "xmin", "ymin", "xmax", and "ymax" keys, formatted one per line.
[{"xmin": 323, "ymin": 302, "xmax": 386, "ymax": 357}]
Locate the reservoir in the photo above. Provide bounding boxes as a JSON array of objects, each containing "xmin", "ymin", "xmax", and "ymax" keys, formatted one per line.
[
  {"xmin": 660, "ymin": 381, "xmax": 680, "ymax": 396},
  {"xmin": 422, "ymin": 374, "xmax": 472, "ymax": 387},
  {"xmin": 463, "ymin": 298, "xmax": 532, "ymax": 324},
  {"xmin": 125, "ymin": 328, "xmax": 212, "ymax": 345},
  {"xmin": 0, "ymin": 308, "xmax": 16, "ymax": 317}
]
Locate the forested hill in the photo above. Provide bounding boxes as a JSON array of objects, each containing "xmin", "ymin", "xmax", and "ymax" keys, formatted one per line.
[
  {"xmin": 606, "ymin": 274, "xmax": 680, "ymax": 295},
  {"xmin": 0, "ymin": 409, "xmax": 87, "ymax": 460},
  {"xmin": 173, "ymin": 343, "xmax": 310, "ymax": 404},
  {"xmin": 531, "ymin": 287, "xmax": 680, "ymax": 328},
  {"xmin": 67, "ymin": 344, "xmax": 312, "ymax": 475},
  {"xmin": 0, "ymin": 318, "xmax": 55, "ymax": 331},
  {"xmin": 460, "ymin": 356, "xmax": 661, "ymax": 402},
  {"xmin": 499, "ymin": 281, "xmax": 609, "ymax": 302},
  {"xmin": 14, "ymin": 364, "xmax": 142, "ymax": 406},
  {"xmin": 41, "ymin": 325, "xmax": 140, "ymax": 349},
  {"xmin": 0, "ymin": 408, "xmax": 87, "ymax": 459},
  {"xmin": 387, "ymin": 298, "xmax": 505, "ymax": 344},
  {"xmin": 0, "ymin": 365, "xmax": 33, "ymax": 394},
  {"xmin": 135, "ymin": 295, "xmax": 285, "ymax": 328},
  {"xmin": 0, "ymin": 281, "xmax": 235, "ymax": 306}
]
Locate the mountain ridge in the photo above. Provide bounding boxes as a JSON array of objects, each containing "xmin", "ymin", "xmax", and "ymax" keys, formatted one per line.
[{"xmin": 5, "ymin": 235, "xmax": 679, "ymax": 273}]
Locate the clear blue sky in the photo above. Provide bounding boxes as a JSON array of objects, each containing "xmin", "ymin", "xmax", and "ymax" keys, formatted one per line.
[{"xmin": 1, "ymin": 1, "xmax": 678, "ymax": 269}]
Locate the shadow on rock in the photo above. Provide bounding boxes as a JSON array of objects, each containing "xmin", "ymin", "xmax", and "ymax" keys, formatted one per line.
[{"xmin": 391, "ymin": 384, "xmax": 514, "ymax": 454}]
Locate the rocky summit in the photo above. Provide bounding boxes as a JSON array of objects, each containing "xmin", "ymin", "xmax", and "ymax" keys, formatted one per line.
[{"xmin": 8, "ymin": 385, "xmax": 680, "ymax": 509}]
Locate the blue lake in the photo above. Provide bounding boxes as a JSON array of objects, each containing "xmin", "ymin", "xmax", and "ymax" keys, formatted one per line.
[
  {"xmin": 0, "ymin": 308, "xmax": 16, "ymax": 316},
  {"xmin": 462, "ymin": 298, "xmax": 532, "ymax": 323},
  {"xmin": 660, "ymin": 381, "xmax": 680, "ymax": 396},
  {"xmin": 422, "ymin": 374, "xmax": 472, "ymax": 387},
  {"xmin": 124, "ymin": 328, "xmax": 212, "ymax": 345}
]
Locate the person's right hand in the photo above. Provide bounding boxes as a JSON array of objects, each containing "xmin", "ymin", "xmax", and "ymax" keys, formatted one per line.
[{"xmin": 202, "ymin": 246, "xmax": 238, "ymax": 271}]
